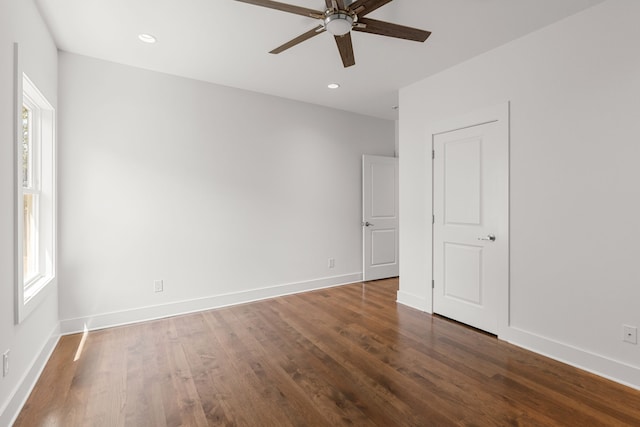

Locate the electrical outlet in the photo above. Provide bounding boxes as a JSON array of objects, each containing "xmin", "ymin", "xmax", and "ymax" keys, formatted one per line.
[
  {"xmin": 623, "ymin": 325, "xmax": 637, "ymax": 344},
  {"xmin": 154, "ymin": 280, "xmax": 163, "ymax": 293},
  {"xmin": 328, "ymin": 258, "xmax": 335, "ymax": 268},
  {"xmin": 3, "ymin": 350, "xmax": 9, "ymax": 377}
]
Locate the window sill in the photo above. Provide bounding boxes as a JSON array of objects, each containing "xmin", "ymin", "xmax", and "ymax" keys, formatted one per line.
[{"xmin": 17, "ymin": 274, "xmax": 56, "ymax": 324}]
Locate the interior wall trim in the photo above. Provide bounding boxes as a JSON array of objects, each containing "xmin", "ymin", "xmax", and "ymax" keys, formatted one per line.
[
  {"xmin": 0, "ymin": 325, "xmax": 60, "ymax": 427},
  {"xmin": 59, "ymin": 273, "xmax": 363, "ymax": 335},
  {"xmin": 394, "ymin": 298, "xmax": 640, "ymax": 391},
  {"xmin": 396, "ymin": 290, "xmax": 431, "ymax": 313},
  {"xmin": 502, "ymin": 326, "xmax": 640, "ymax": 391}
]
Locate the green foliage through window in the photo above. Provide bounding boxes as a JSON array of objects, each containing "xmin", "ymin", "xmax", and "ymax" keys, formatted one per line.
[{"xmin": 22, "ymin": 104, "xmax": 30, "ymax": 188}]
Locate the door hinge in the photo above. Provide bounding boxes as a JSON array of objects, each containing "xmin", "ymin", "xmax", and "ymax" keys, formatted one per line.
[
  {"xmin": 432, "ymin": 150, "xmax": 435, "ymax": 159},
  {"xmin": 432, "ymin": 279, "xmax": 435, "ymax": 289},
  {"xmin": 432, "ymin": 214, "xmax": 435, "ymax": 224}
]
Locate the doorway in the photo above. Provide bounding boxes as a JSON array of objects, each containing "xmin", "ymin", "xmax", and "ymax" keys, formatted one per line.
[
  {"xmin": 362, "ymin": 155, "xmax": 399, "ymax": 281},
  {"xmin": 430, "ymin": 103, "xmax": 509, "ymax": 335}
]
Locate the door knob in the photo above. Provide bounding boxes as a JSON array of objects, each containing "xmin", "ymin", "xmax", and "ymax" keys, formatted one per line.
[
  {"xmin": 477, "ymin": 234, "xmax": 496, "ymax": 241},
  {"xmin": 363, "ymin": 221, "xmax": 374, "ymax": 227}
]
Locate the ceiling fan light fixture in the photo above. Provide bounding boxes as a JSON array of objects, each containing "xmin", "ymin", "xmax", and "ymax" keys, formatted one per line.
[
  {"xmin": 324, "ymin": 13, "xmax": 353, "ymax": 36},
  {"xmin": 237, "ymin": 0, "xmax": 431, "ymax": 69}
]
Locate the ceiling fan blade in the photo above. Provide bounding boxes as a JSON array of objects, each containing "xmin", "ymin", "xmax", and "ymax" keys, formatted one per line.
[
  {"xmin": 353, "ymin": 17, "xmax": 431, "ymax": 42},
  {"xmin": 270, "ymin": 25, "xmax": 326, "ymax": 54},
  {"xmin": 235, "ymin": 0, "xmax": 324, "ymax": 19},
  {"xmin": 348, "ymin": 0, "xmax": 392, "ymax": 16},
  {"xmin": 334, "ymin": 33, "xmax": 355, "ymax": 67}
]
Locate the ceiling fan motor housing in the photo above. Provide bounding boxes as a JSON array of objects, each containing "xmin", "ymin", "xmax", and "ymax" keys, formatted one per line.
[{"xmin": 324, "ymin": 12, "xmax": 354, "ymax": 36}]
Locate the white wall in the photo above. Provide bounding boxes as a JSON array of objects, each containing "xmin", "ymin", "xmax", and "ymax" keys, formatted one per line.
[
  {"xmin": 399, "ymin": 0, "xmax": 640, "ymax": 389},
  {"xmin": 58, "ymin": 52, "xmax": 394, "ymax": 332},
  {"xmin": 0, "ymin": 1, "xmax": 60, "ymax": 425}
]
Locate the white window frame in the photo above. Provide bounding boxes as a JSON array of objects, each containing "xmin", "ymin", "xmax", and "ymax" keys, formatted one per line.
[{"xmin": 15, "ymin": 44, "xmax": 56, "ymax": 323}]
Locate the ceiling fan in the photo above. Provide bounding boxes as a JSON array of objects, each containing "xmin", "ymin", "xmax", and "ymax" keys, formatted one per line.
[{"xmin": 235, "ymin": 0, "xmax": 431, "ymax": 68}]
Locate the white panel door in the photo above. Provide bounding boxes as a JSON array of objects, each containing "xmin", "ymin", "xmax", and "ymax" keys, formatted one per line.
[
  {"xmin": 433, "ymin": 120, "xmax": 508, "ymax": 334},
  {"xmin": 363, "ymin": 155, "xmax": 399, "ymax": 281}
]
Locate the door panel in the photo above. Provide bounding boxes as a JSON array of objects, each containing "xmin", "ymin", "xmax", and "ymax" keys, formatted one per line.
[
  {"xmin": 371, "ymin": 229, "xmax": 397, "ymax": 265},
  {"xmin": 433, "ymin": 120, "xmax": 508, "ymax": 335},
  {"xmin": 363, "ymin": 155, "xmax": 399, "ymax": 281},
  {"xmin": 444, "ymin": 243, "xmax": 482, "ymax": 305},
  {"xmin": 444, "ymin": 137, "xmax": 481, "ymax": 225},
  {"xmin": 371, "ymin": 162, "xmax": 396, "ymax": 217}
]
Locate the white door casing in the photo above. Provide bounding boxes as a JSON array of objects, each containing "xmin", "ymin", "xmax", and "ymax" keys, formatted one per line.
[
  {"xmin": 363, "ymin": 155, "xmax": 399, "ymax": 281},
  {"xmin": 431, "ymin": 103, "xmax": 509, "ymax": 335}
]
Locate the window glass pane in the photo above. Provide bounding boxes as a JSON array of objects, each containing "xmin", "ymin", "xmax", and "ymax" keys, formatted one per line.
[
  {"xmin": 22, "ymin": 105, "xmax": 31, "ymax": 188},
  {"xmin": 23, "ymin": 193, "xmax": 38, "ymax": 282},
  {"xmin": 17, "ymin": 73, "xmax": 55, "ymax": 321}
]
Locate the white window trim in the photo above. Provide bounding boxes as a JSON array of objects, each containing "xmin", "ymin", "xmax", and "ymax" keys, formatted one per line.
[{"xmin": 14, "ymin": 44, "xmax": 57, "ymax": 323}]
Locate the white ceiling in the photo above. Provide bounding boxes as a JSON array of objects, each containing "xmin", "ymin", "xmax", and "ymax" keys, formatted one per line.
[{"xmin": 36, "ymin": 0, "xmax": 604, "ymax": 120}]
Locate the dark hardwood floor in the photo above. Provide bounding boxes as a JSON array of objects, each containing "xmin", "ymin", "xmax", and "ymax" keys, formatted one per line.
[{"xmin": 15, "ymin": 278, "xmax": 640, "ymax": 426}]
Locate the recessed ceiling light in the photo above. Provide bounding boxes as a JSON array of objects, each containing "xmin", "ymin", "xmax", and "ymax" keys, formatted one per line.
[
  {"xmin": 138, "ymin": 33, "xmax": 157, "ymax": 44},
  {"xmin": 327, "ymin": 83, "xmax": 340, "ymax": 89}
]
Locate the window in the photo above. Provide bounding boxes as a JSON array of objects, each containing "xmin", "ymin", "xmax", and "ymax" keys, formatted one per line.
[{"xmin": 16, "ymin": 73, "xmax": 56, "ymax": 323}]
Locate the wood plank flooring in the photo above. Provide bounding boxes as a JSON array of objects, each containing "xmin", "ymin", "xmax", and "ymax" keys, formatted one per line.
[{"xmin": 15, "ymin": 278, "xmax": 640, "ymax": 426}]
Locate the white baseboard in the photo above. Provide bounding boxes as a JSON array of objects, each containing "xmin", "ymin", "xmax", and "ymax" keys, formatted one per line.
[
  {"xmin": 0, "ymin": 325, "xmax": 60, "ymax": 427},
  {"xmin": 396, "ymin": 293, "xmax": 640, "ymax": 390},
  {"xmin": 60, "ymin": 272, "xmax": 363, "ymax": 335},
  {"xmin": 502, "ymin": 326, "xmax": 640, "ymax": 391},
  {"xmin": 397, "ymin": 290, "xmax": 431, "ymax": 312}
]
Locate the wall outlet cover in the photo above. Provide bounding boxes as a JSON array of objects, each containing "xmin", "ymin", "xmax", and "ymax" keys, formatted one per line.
[
  {"xmin": 154, "ymin": 280, "xmax": 164, "ymax": 293},
  {"xmin": 2, "ymin": 350, "xmax": 9, "ymax": 377},
  {"xmin": 623, "ymin": 325, "xmax": 637, "ymax": 345}
]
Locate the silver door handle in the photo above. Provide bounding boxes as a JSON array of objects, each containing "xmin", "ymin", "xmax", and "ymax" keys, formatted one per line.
[
  {"xmin": 363, "ymin": 221, "xmax": 374, "ymax": 227},
  {"xmin": 477, "ymin": 234, "xmax": 496, "ymax": 241}
]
